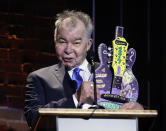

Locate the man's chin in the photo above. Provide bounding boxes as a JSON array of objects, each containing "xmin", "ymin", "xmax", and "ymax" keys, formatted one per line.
[{"xmin": 63, "ymin": 62, "xmax": 76, "ymax": 70}]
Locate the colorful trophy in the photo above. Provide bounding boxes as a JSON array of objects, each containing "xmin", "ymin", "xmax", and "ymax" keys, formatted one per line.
[{"xmin": 89, "ymin": 26, "xmax": 138, "ymax": 109}]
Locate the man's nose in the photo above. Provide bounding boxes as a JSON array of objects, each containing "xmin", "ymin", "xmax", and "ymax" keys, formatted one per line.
[{"xmin": 64, "ymin": 43, "xmax": 73, "ymax": 54}]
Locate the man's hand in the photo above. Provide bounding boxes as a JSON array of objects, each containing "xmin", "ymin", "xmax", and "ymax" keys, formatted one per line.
[
  {"xmin": 75, "ymin": 81, "xmax": 100, "ymax": 106},
  {"xmin": 120, "ymin": 102, "xmax": 144, "ymax": 110}
]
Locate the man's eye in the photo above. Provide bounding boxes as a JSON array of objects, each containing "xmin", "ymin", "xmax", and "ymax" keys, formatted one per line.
[
  {"xmin": 74, "ymin": 41, "xmax": 81, "ymax": 45},
  {"xmin": 58, "ymin": 39, "xmax": 66, "ymax": 43},
  {"xmin": 59, "ymin": 41, "xmax": 66, "ymax": 43}
]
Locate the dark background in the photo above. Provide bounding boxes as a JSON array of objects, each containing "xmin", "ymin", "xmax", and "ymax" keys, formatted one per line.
[{"xmin": 0, "ymin": 0, "xmax": 165, "ymax": 131}]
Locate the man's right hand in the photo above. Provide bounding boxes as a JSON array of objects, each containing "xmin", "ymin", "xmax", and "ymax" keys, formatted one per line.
[{"xmin": 75, "ymin": 81, "xmax": 100, "ymax": 106}]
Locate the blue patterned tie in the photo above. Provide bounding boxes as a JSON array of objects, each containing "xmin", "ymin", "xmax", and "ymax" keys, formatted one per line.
[{"xmin": 72, "ymin": 68, "xmax": 83, "ymax": 91}]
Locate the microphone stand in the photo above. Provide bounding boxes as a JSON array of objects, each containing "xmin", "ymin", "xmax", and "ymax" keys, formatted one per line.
[
  {"xmin": 90, "ymin": 55, "xmax": 97, "ymax": 105},
  {"xmin": 89, "ymin": 0, "xmax": 104, "ymax": 109},
  {"xmin": 90, "ymin": 54, "xmax": 105, "ymax": 109},
  {"xmin": 91, "ymin": 0, "xmax": 98, "ymax": 107}
]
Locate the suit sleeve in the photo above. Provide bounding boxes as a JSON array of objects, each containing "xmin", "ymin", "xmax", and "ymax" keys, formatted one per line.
[{"xmin": 24, "ymin": 72, "xmax": 75, "ymax": 128}]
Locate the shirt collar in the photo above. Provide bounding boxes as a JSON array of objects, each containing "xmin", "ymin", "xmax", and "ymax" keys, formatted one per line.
[
  {"xmin": 68, "ymin": 59, "xmax": 89, "ymax": 78},
  {"xmin": 78, "ymin": 59, "xmax": 89, "ymax": 71}
]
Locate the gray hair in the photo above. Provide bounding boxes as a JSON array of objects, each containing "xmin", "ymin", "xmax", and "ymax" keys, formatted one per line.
[{"xmin": 54, "ymin": 10, "xmax": 93, "ymax": 42}]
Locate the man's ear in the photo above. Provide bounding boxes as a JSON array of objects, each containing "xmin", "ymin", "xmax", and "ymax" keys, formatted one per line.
[{"xmin": 87, "ymin": 39, "xmax": 93, "ymax": 51}]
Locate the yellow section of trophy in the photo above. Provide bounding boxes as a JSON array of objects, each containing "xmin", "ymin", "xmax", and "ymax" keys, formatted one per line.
[{"xmin": 112, "ymin": 37, "xmax": 128, "ymax": 76}]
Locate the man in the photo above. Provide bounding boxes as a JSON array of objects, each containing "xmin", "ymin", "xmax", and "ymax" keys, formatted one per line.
[{"xmin": 24, "ymin": 10, "xmax": 143, "ymax": 128}]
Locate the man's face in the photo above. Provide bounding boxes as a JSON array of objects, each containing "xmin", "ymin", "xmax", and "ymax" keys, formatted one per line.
[{"xmin": 55, "ymin": 18, "xmax": 92, "ymax": 69}]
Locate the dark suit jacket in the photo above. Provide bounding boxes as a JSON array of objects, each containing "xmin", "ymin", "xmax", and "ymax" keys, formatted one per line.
[{"xmin": 24, "ymin": 63, "xmax": 77, "ymax": 128}]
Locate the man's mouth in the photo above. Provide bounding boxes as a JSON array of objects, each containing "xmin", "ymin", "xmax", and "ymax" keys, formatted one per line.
[{"xmin": 63, "ymin": 58, "xmax": 73, "ymax": 62}]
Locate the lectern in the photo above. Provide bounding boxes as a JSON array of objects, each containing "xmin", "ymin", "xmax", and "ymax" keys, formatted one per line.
[{"xmin": 34, "ymin": 108, "xmax": 157, "ymax": 131}]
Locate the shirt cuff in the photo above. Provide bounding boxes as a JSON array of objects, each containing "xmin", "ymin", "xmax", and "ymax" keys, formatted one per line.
[
  {"xmin": 72, "ymin": 94, "xmax": 78, "ymax": 107},
  {"xmin": 72, "ymin": 95, "xmax": 93, "ymax": 109}
]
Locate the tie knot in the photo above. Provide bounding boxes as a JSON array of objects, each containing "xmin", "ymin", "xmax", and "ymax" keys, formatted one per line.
[{"xmin": 73, "ymin": 67, "xmax": 82, "ymax": 74}]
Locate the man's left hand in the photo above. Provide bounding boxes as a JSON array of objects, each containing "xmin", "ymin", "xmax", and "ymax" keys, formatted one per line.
[{"xmin": 120, "ymin": 102, "xmax": 144, "ymax": 110}]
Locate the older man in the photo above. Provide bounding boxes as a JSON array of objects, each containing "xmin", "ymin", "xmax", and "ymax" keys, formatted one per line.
[{"xmin": 24, "ymin": 10, "xmax": 143, "ymax": 128}]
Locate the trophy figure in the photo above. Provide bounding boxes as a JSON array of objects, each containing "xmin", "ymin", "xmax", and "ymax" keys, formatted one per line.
[{"xmin": 89, "ymin": 26, "xmax": 138, "ymax": 109}]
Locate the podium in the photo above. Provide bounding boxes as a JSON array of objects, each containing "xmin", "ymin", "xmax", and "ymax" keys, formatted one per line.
[{"xmin": 34, "ymin": 108, "xmax": 157, "ymax": 131}]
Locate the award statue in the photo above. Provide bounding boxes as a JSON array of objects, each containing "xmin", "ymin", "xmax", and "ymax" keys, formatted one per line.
[{"xmin": 89, "ymin": 26, "xmax": 138, "ymax": 109}]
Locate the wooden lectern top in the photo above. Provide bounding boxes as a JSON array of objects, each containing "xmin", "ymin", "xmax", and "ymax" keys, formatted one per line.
[
  {"xmin": 38, "ymin": 108, "xmax": 158, "ymax": 118},
  {"xmin": 34, "ymin": 108, "xmax": 158, "ymax": 131}
]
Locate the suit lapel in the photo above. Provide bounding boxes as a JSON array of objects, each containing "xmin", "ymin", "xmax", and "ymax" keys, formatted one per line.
[
  {"xmin": 52, "ymin": 63, "xmax": 76, "ymax": 96},
  {"xmin": 52, "ymin": 63, "xmax": 65, "ymax": 85},
  {"xmin": 63, "ymin": 70, "xmax": 76, "ymax": 97}
]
